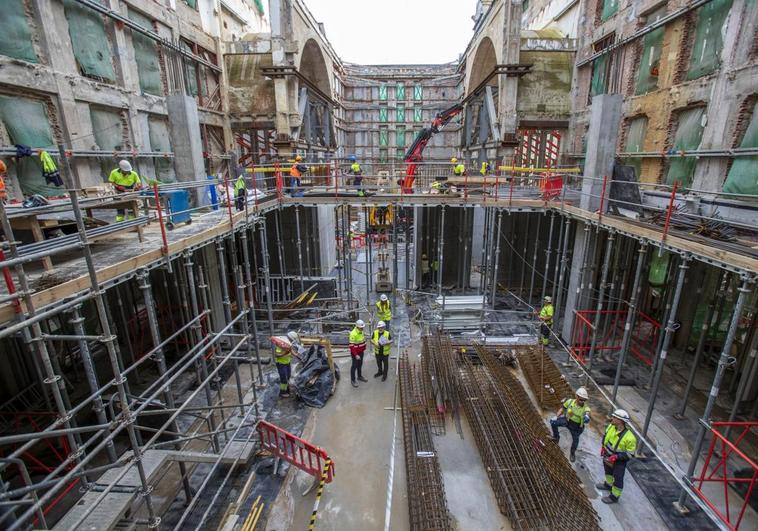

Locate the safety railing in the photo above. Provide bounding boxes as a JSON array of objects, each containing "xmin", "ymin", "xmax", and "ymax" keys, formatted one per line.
[{"xmin": 570, "ymin": 309, "xmax": 661, "ymax": 366}]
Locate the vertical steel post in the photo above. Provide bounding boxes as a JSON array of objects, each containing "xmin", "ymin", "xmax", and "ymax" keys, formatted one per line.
[
  {"xmin": 392, "ymin": 203, "xmax": 398, "ymax": 307},
  {"xmin": 405, "ymin": 207, "xmax": 411, "ymax": 291},
  {"xmin": 257, "ymin": 219, "xmax": 276, "ymax": 337},
  {"xmin": 675, "ymin": 278, "xmax": 752, "ymax": 510},
  {"xmin": 136, "ymin": 269, "xmax": 193, "ymax": 499},
  {"xmin": 274, "ymin": 209, "xmax": 286, "ymax": 276},
  {"xmin": 490, "ymin": 209, "xmax": 503, "ymax": 309},
  {"xmin": 232, "ymin": 266, "xmax": 257, "ymax": 416},
  {"xmin": 519, "ymin": 215, "xmax": 530, "ymax": 297},
  {"xmin": 612, "ymin": 242, "xmax": 648, "ymax": 401},
  {"xmin": 215, "ymin": 240, "xmax": 234, "ymax": 323},
  {"xmin": 554, "ymin": 217, "xmax": 571, "ymax": 324},
  {"xmin": 725, "ymin": 329, "xmax": 758, "ymax": 438},
  {"xmin": 364, "ymin": 207, "xmax": 371, "ymax": 305},
  {"xmin": 641, "ymin": 255, "xmax": 690, "ymax": 440},
  {"xmin": 479, "ymin": 207, "xmax": 490, "ymax": 295},
  {"xmin": 541, "ymin": 212, "xmax": 555, "ymax": 302},
  {"xmin": 551, "ymin": 213, "xmax": 566, "ymax": 300},
  {"xmin": 366, "ymin": 207, "xmax": 373, "ymax": 293},
  {"xmin": 437, "ymin": 206, "xmax": 446, "ymax": 298},
  {"xmin": 528, "ymin": 213, "xmax": 542, "ymax": 304},
  {"xmin": 295, "ymin": 206, "xmax": 305, "ymax": 292},
  {"xmin": 335, "ymin": 207, "xmax": 344, "ymax": 301},
  {"xmin": 239, "ymin": 228, "xmax": 263, "ymax": 384},
  {"xmin": 586, "ymin": 231, "xmax": 615, "ymax": 373}
]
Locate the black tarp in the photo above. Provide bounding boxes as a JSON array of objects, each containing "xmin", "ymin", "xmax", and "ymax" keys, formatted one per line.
[
  {"xmin": 293, "ymin": 345, "xmax": 338, "ymax": 408},
  {"xmin": 609, "ymin": 163, "xmax": 643, "ymax": 214}
]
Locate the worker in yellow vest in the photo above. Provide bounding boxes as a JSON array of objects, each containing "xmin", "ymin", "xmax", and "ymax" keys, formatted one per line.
[
  {"xmin": 108, "ymin": 160, "xmax": 142, "ymax": 221},
  {"xmin": 421, "ymin": 253, "xmax": 430, "ymax": 287},
  {"xmin": 234, "ymin": 174, "xmax": 246, "ymax": 211},
  {"xmin": 480, "ymin": 161, "xmax": 489, "ymax": 176},
  {"xmin": 371, "ymin": 321, "xmax": 393, "ymax": 381},
  {"xmin": 347, "ymin": 155, "xmax": 364, "ymax": 196},
  {"xmin": 375, "ymin": 294, "xmax": 392, "ymax": 330},
  {"xmin": 431, "ymin": 257, "xmax": 440, "ymax": 285},
  {"xmin": 271, "ymin": 336, "xmax": 293, "ymax": 398},
  {"xmin": 550, "ymin": 387, "xmax": 591, "ymax": 462},
  {"xmin": 451, "ymin": 157, "xmax": 465, "ymax": 177},
  {"xmin": 597, "ymin": 409, "xmax": 637, "ymax": 504},
  {"xmin": 538, "ymin": 295, "xmax": 555, "ymax": 346},
  {"xmin": 349, "ymin": 319, "xmax": 367, "ymax": 388}
]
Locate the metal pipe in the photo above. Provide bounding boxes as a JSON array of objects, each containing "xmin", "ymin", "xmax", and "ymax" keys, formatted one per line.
[
  {"xmin": 641, "ymin": 255, "xmax": 690, "ymax": 441},
  {"xmin": 366, "ymin": 207, "xmax": 373, "ymax": 293},
  {"xmin": 479, "ymin": 206, "xmax": 490, "ymax": 295},
  {"xmin": 725, "ymin": 329, "xmax": 758, "ymax": 436},
  {"xmin": 0, "ymin": 458, "xmax": 45, "ymax": 528},
  {"xmin": 554, "ymin": 218, "xmax": 571, "ymax": 326},
  {"xmin": 528, "ymin": 213, "xmax": 542, "ymax": 304},
  {"xmin": 675, "ymin": 277, "xmax": 752, "ymax": 510},
  {"xmin": 335, "ymin": 207, "xmax": 343, "ymax": 300},
  {"xmin": 405, "ymin": 206, "xmax": 411, "ymax": 291},
  {"xmin": 274, "ymin": 209, "xmax": 286, "ymax": 276},
  {"xmin": 0, "ymin": 291, "xmax": 96, "ymax": 340},
  {"xmin": 438, "ymin": 206, "xmax": 445, "ymax": 297},
  {"xmin": 295, "ymin": 206, "xmax": 305, "ymax": 292},
  {"xmin": 612, "ymin": 242, "xmax": 648, "ymax": 401},
  {"xmin": 586, "ymin": 231, "xmax": 615, "ymax": 373},
  {"xmin": 257, "ymin": 218, "xmax": 276, "ymax": 336},
  {"xmin": 364, "ymin": 207, "xmax": 371, "ymax": 304},
  {"xmin": 519, "ymin": 214, "xmax": 530, "ymax": 298},
  {"xmin": 490, "ymin": 209, "xmax": 503, "ymax": 309},
  {"xmin": 676, "ymin": 270, "xmax": 727, "ymax": 417},
  {"xmin": 0, "ymin": 242, "xmax": 83, "ymax": 269},
  {"xmin": 239, "ymin": 229, "xmax": 263, "ymax": 384},
  {"xmin": 392, "ymin": 203, "xmax": 399, "ymax": 307},
  {"xmin": 551, "ymin": 213, "xmax": 565, "ymax": 300},
  {"xmin": 541, "ymin": 212, "xmax": 555, "ymax": 302},
  {"xmin": 233, "ymin": 266, "xmax": 257, "ymax": 417},
  {"xmin": 216, "ymin": 239, "xmax": 234, "ymax": 324}
]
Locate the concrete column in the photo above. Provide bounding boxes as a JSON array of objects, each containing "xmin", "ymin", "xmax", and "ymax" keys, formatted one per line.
[
  {"xmin": 581, "ymin": 94, "xmax": 622, "ymax": 212},
  {"xmin": 561, "ymin": 223, "xmax": 591, "ymax": 340},
  {"xmin": 317, "ymin": 205, "xmax": 337, "ymax": 276},
  {"xmin": 498, "ymin": 0, "xmax": 522, "ymax": 136},
  {"xmin": 166, "ymin": 94, "xmax": 206, "ymax": 182}
]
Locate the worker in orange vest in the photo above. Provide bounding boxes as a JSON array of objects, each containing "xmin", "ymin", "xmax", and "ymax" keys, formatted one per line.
[
  {"xmin": 0, "ymin": 160, "xmax": 7, "ymax": 204},
  {"xmin": 289, "ymin": 155, "xmax": 307, "ymax": 196}
]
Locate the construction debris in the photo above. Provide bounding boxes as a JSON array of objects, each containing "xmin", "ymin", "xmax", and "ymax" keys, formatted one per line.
[{"xmin": 647, "ymin": 205, "xmax": 737, "ymax": 241}]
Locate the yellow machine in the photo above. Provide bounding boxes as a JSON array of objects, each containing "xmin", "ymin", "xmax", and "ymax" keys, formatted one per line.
[{"xmin": 369, "ymin": 205, "xmax": 393, "ymax": 226}]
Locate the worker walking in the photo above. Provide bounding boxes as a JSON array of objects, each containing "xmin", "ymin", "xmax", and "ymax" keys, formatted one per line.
[
  {"xmin": 108, "ymin": 160, "xmax": 142, "ymax": 221},
  {"xmin": 421, "ymin": 253, "xmax": 430, "ymax": 287},
  {"xmin": 271, "ymin": 336, "xmax": 293, "ymax": 398},
  {"xmin": 375, "ymin": 294, "xmax": 392, "ymax": 330},
  {"xmin": 234, "ymin": 173, "xmax": 246, "ymax": 211},
  {"xmin": 371, "ymin": 321, "xmax": 393, "ymax": 381},
  {"xmin": 289, "ymin": 155, "xmax": 307, "ymax": 196},
  {"xmin": 538, "ymin": 295, "xmax": 555, "ymax": 346},
  {"xmin": 349, "ymin": 319, "xmax": 368, "ymax": 388},
  {"xmin": 431, "ymin": 257, "xmax": 440, "ymax": 285},
  {"xmin": 550, "ymin": 387, "xmax": 591, "ymax": 462},
  {"xmin": 347, "ymin": 155, "xmax": 364, "ymax": 196},
  {"xmin": 597, "ymin": 409, "xmax": 637, "ymax": 504}
]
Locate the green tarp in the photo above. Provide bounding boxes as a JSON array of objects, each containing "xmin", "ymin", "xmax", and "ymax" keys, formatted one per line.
[
  {"xmin": 624, "ymin": 116, "xmax": 647, "ymax": 179},
  {"xmin": 396, "ymin": 82, "xmax": 405, "ymax": 100},
  {"xmin": 396, "ymin": 126, "xmax": 406, "ymax": 148},
  {"xmin": 254, "ymin": 0, "xmax": 265, "ymax": 15},
  {"xmin": 90, "ymin": 107, "xmax": 124, "ymax": 180},
  {"xmin": 128, "ymin": 9, "xmax": 163, "ymax": 96},
  {"xmin": 379, "ymin": 128, "xmax": 388, "ymax": 146},
  {"xmin": 686, "ymin": 0, "xmax": 733, "ymax": 80},
  {"xmin": 184, "ymin": 0, "xmax": 197, "ymax": 8},
  {"xmin": 62, "ymin": 0, "xmax": 115, "ymax": 81},
  {"xmin": 379, "ymin": 84, "xmax": 388, "ymax": 101},
  {"xmin": 413, "ymin": 84, "xmax": 423, "ymax": 101},
  {"xmin": 148, "ymin": 117, "xmax": 175, "ymax": 183},
  {"xmin": 0, "ymin": 96, "xmax": 60, "ymax": 197},
  {"xmin": 665, "ymin": 107, "xmax": 704, "ymax": 187},
  {"xmin": 635, "ymin": 8, "xmax": 665, "ymax": 94},
  {"xmin": 601, "ymin": 0, "xmax": 618, "ymax": 21},
  {"xmin": 648, "ymin": 251, "xmax": 670, "ymax": 287},
  {"xmin": 723, "ymin": 100, "xmax": 758, "ymax": 196},
  {"xmin": 590, "ymin": 54, "xmax": 608, "ymax": 97},
  {"xmin": 379, "ymin": 107, "xmax": 388, "ymax": 123},
  {"xmin": 396, "ymin": 104, "xmax": 405, "ymax": 123},
  {"xmin": 0, "ymin": 1, "xmax": 38, "ymax": 63}
]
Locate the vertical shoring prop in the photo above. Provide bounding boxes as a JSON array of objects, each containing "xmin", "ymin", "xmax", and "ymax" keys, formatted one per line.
[
  {"xmin": 586, "ymin": 231, "xmax": 615, "ymax": 374},
  {"xmin": 479, "ymin": 207, "xmax": 490, "ymax": 295},
  {"xmin": 239, "ymin": 228, "xmax": 263, "ymax": 384},
  {"xmin": 437, "ymin": 206, "xmax": 446, "ymax": 298},
  {"xmin": 541, "ymin": 212, "xmax": 555, "ymax": 302},
  {"xmin": 335, "ymin": 207, "xmax": 344, "ymax": 301},
  {"xmin": 675, "ymin": 277, "xmax": 753, "ymax": 511},
  {"xmin": 550, "ymin": 212, "xmax": 565, "ymax": 301},
  {"xmin": 257, "ymin": 218, "xmax": 276, "ymax": 337},
  {"xmin": 519, "ymin": 214, "xmax": 530, "ymax": 298},
  {"xmin": 366, "ymin": 207, "xmax": 373, "ymax": 294},
  {"xmin": 490, "ymin": 209, "xmax": 503, "ymax": 310},
  {"xmin": 641, "ymin": 255, "xmax": 691, "ymax": 442},
  {"xmin": 392, "ymin": 203, "xmax": 399, "ymax": 307},
  {"xmin": 528, "ymin": 213, "xmax": 542, "ymax": 305},
  {"xmin": 405, "ymin": 207, "xmax": 411, "ymax": 291},
  {"xmin": 216, "ymin": 239, "xmax": 234, "ymax": 324},
  {"xmin": 55, "ymin": 145, "xmax": 158, "ymax": 527},
  {"xmin": 274, "ymin": 209, "xmax": 286, "ymax": 276},
  {"xmin": 136, "ymin": 269, "xmax": 193, "ymax": 500},
  {"xmin": 554, "ymin": 217, "xmax": 571, "ymax": 324},
  {"xmin": 364, "ymin": 207, "xmax": 371, "ymax": 306},
  {"xmin": 295, "ymin": 206, "xmax": 305, "ymax": 292},
  {"xmin": 611, "ymin": 242, "xmax": 648, "ymax": 401},
  {"xmin": 233, "ymin": 266, "xmax": 258, "ymax": 418}
]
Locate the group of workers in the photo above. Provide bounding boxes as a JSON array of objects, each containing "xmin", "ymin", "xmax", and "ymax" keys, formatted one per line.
[
  {"xmin": 420, "ymin": 253, "xmax": 440, "ymax": 287},
  {"xmin": 348, "ymin": 294, "xmax": 393, "ymax": 386}
]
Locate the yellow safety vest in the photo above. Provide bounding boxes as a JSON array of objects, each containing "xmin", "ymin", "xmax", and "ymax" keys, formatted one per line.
[
  {"xmin": 234, "ymin": 175, "xmax": 245, "ymax": 192},
  {"xmin": 371, "ymin": 329, "xmax": 392, "ymax": 354},
  {"xmin": 274, "ymin": 345, "xmax": 291, "ymax": 365},
  {"xmin": 562, "ymin": 398, "xmax": 590, "ymax": 427},
  {"xmin": 349, "ymin": 327, "xmax": 365, "ymax": 345},
  {"xmin": 453, "ymin": 164, "xmax": 465, "ymax": 176},
  {"xmin": 351, "ymin": 163, "xmax": 362, "ymax": 174},
  {"xmin": 375, "ymin": 301, "xmax": 392, "ymax": 321},
  {"xmin": 108, "ymin": 169, "xmax": 141, "ymax": 188},
  {"xmin": 539, "ymin": 304, "xmax": 554, "ymax": 325},
  {"xmin": 421, "ymin": 258, "xmax": 430, "ymax": 273},
  {"xmin": 603, "ymin": 424, "xmax": 637, "ymax": 457}
]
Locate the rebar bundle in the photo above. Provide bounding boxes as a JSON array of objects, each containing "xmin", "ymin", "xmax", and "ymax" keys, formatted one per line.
[
  {"xmin": 518, "ymin": 346, "xmax": 574, "ymax": 411},
  {"xmin": 647, "ymin": 205, "xmax": 738, "ymax": 241},
  {"xmin": 399, "ymin": 353, "xmax": 452, "ymax": 531}
]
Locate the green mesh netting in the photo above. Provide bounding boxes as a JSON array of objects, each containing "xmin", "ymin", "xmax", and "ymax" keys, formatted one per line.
[
  {"xmin": 648, "ymin": 251, "xmax": 670, "ymax": 287},
  {"xmin": 379, "ymin": 84, "xmax": 388, "ymax": 101},
  {"xmin": 254, "ymin": 0, "xmax": 265, "ymax": 14},
  {"xmin": 413, "ymin": 84, "xmax": 423, "ymax": 101},
  {"xmin": 396, "ymin": 126, "xmax": 406, "ymax": 148},
  {"xmin": 379, "ymin": 128, "xmax": 388, "ymax": 146},
  {"xmin": 686, "ymin": 0, "xmax": 733, "ymax": 80},
  {"xmin": 90, "ymin": 107, "xmax": 124, "ymax": 180},
  {"xmin": 601, "ymin": 0, "xmax": 618, "ymax": 21},
  {"xmin": 590, "ymin": 54, "xmax": 608, "ymax": 96},
  {"xmin": 624, "ymin": 116, "xmax": 647, "ymax": 179},
  {"xmin": 62, "ymin": 0, "xmax": 115, "ymax": 81},
  {"xmin": 635, "ymin": 26, "xmax": 663, "ymax": 94},
  {"xmin": 396, "ymin": 82, "xmax": 405, "ymax": 100},
  {"xmin": 665, "ymin": 107, "xmax": 704, "ymax": 187},
  {"xmin": 148, "ymin": 117, "xmax": 175, "ymax": 183},
  {"xmin": 128, "ymin": 9, "xmax": 163, "ymax": 96},
  {"xmin": 379, "ymin": 107, "xmax": 388, "ymax": 123},
  {"xmin": 0, "ymin": 1, "xmax": 38, "ymax": 63},
  {"xmin": 0, "ymin": 96, "xmax": 60, "ymax": 197},
  {"xmin": 723, "ymin": 100, "xmax": 758, "ymax": 196},
  {"xmin": 396, "ymin": 104, "xmax": 405, "ymax": 123},
  {"xmin": 414, "ymin": 107, "xmax": 423, "ymax": 122},
  {"xmin": 184, "ymin": 0, "xmax": 197, "ymax": 8}
]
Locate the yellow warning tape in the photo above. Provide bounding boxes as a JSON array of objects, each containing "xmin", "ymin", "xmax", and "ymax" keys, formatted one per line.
[{"xmin": 307, "ymin": 458, "xmax": 332, "ymax": 531}]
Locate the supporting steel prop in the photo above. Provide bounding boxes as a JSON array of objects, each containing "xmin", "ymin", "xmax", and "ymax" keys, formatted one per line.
[{"xmin": 586, "ymin": 230, "xmax": 615, "ymax": 373}]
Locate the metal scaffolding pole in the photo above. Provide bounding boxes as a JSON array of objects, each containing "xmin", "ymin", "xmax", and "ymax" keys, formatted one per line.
[
  {"xmin": 364, "ymin": 208, "xmax": 371, "ymax": 304},
  {"xmin": 457, "ymin": 208, "xmax": 465, "ymax": 290},
  {"xmin": 274, "ymin": 209, "xmax": 286, "ymax": 276},
  {"xmin": 366, "ymin": 207, "xmax": 373, "ymax": 293},
  {"xmin": 612, "ymin": 242, "xmax": 648, "ymax": 401},
  {"xmin": 675, "ymin": 278, "xmax": 753, "ymax": 511},
  {"xmin": 725, "ymin": 329, "xmax": 758, "ymax": 434},
  {"xmin": 216, "ymin": 239, "xmax": 234, "ymax": 323},
  {"xmin": 479, "ymin": 206, "xmax": 490, "ymax": 295},
  {"xmin": 586, "ymin": 231, "xmax": 615, "ymax": 373},
  {"xmin": 528, "ymin": 213, "xmax": 542, "ymax": 304},
  {"xmin": 647, "ymin": 256, "xmax": 680, "ymax": 389},
  {"xmin": 233, "ymin": 266, "xmax": 258, "ymax": 418},
  {"xmin": 541, "ymin": 212, "xmax": 555, "ymax": 302},
  {"xmin": 490, "ymin": 209, "xmax": 503, "ymax": 309},
  {"xmin": 335, "ymin": 207, "xmax": 344, "ymax": 300},
  {"xmin": 257, "ymin": 219, "xmax": 276, "ymax": 337},
  {"xmin": 239, "ymin": 228, "xmax": 263, "ymax": 384},
  {"xmin": 183, "ymin": 253, "xmax": 220, "ymax": 452},
  {"xmin": 437, "ymin": 206, "xmax": 446, "ymax": 297},
  {"xmin": 295, "ymin": 206, "xmax": 305, "ymax": 292},
  {"xmin": 519, "ymin": 214, "xmax": 530, "ymax": 298},
  {"xmin": 554, "ymin": 218, "xmax": 572, "ymax": 325},
  {"xmin": 551, "ymin": 213, "xmax": 566, "ymax": 300},
  {"xmin": 136, "ymin": 269, "xmax": 193, "ymax": 500},
  {"xmin": 392, "ymin": 203, "xmax": 399, "ymax": 307},
  {"xmin": 641, "ymin": 255, "xmax": 690, "ymax": 441},
  {"xmin": 676, "ymin": 270, "xmax": 727, "ymax": 418},
  {"xmin": 405, "ymin": 207, "xmax": 411, "ymax": 291}
]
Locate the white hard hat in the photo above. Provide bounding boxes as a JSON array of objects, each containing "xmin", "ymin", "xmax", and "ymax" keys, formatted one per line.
[
  {"xmin": 576, "ymin": 387, "xmax": 589, "ymax": 400},
  {"xmin": 380, "ymin": 294, "xmax": 388, "ymax": 302},
  {"xmin": 286, "ymin": 331, "xmax": 300, "ymax": 343},
  {"xmin": 118, "ymin": 160, "xmax": 132, "ymax": 172},
  {"xmin": 612, "ymin": 409, "xmax": 631, "ymax": 423},
  {"xmin": 377, "ymin": 321, "xmax": 386, "ymax": 328},
  {"xmin": 355, "ymin": 319, "xmax": 365, "ymax": 328},
  {"xmin": 544, "ymin": 296, "xmax": 552, "ymax": 302}
]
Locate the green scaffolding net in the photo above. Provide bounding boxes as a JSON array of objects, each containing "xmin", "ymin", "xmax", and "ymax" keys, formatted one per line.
[
  {"xmin": 379, "ymin": 84, "xmax": 388, "ymax": 101},
  {"xmin": 379, "ymin": 128, "xmax": 388, "ymax": 146},
  {"xmin": 62, "ymin": 0, "xmax": 115, "ymax": 82},
  {"xmin": 0, "ymin": 96, "xmax": 61, "ymax": 197},
  {"xmin": 601, "ymin": 0, "xmax": 618, "ymax": 21},
  {"xmin": 723, "ymin": 100, "xmax": 758, "ymax": 196},
  {"xmin": 148, "ymin": 117, "xmax": 175, "ymax": 183},
  {"xmin": 396, "ymin": 104, "xmax": 405, "ymax": 123},
  {"xmin": 686, "ymin": 0, "xmax": 733, "ymax": 80},
  {"xmin": 90, "ymin": 107, "xmax": 124, "ymax": 180},
  {"xmin": 0, "ymin": 1, "xmax": 38, "ymax": 63},
  {"xmin": 128, "ymin": 9, "xmax": 163, "ymax": 96},
  {"xmin": 624, "ymin": 116, "xmax": 647, "ymax": 179},
  {"xmin": 590, "ymin": 54, "xmax": 608, "ymax": 97},
  {"xmin": 396, "ymin": 82, "xmax": 405, "ymax": 100},
  {"xmin": 665, "ymin": 107, "xmax": 704, "ymax": 188},
  {"xmin": 378, "ymin": 107, "xmax": 388, "ymax": 123},
  {"xmin": 254, "ymin": 0, "xmax": 265, "ymax": 15},
  {"xmin": 635, "ymin": 10, "xmax": 665, "ymax": 95},
  {"xmin": 396, "ymin": 126, "xmax": 406, "ymax": 148}
]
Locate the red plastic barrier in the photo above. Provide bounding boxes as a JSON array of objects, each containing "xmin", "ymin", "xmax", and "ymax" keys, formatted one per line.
[{"xmin": 256, "ymin": 420, "xmax": 334, "ymax": 483}]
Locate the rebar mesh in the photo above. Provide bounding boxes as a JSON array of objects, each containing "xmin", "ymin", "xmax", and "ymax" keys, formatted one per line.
[{"xmin": 518, "ymin": 346, "xmax": 575, "ymax": 410}]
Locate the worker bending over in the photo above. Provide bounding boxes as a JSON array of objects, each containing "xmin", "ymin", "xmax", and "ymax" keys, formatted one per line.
[
  {"xmin": 271, "ymin": 336, "xmax": 293, "ymax": 398},
  {"xmin": 550, "ymin": 387, "xmax": 591, "ymax": 462},
  {"xmin": 372, "ymin": 321, "xmax": 393, "ymax": 381},
  {"xmin": 347, "ymin": 155, "xmax": 364, "ymax": 196},
  {"xmin": 375, "ymin": 294, "xmax": 392, "ymax": 330},
  {"xmin": 451, "ymin": 157, "xmax": 465, "ymax": 177},
  {"xmin": 109, "ymin": 160, "xmax": 142, "ymax": 221},
  {"xmin": 289, "ymin": 155, "xmax": 307, "ymax": 196},
  {"xmin": 349, "ymin": 319, "xmax": 367, "ymax": 388},
  {"xmin": 538, "ymin": 296, "xmax": 554, "ymax": 346},
  {"xmin": 234, "ymin": 173, "xmax": 246, "ymax": 211},
  {"xmin": 597, "ymin": 409, "xmax": 637, "ymax": 504}
]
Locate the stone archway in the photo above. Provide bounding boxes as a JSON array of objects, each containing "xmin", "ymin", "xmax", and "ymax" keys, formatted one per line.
[
  {"xmin": 298, "ymin": 38, "xmax": 331, "ymax": 96},
  {"xmin": 467, "ymin": 36, "xmax": 498, "ymax": 95}
]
